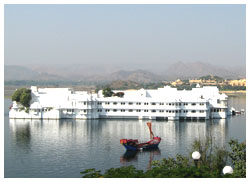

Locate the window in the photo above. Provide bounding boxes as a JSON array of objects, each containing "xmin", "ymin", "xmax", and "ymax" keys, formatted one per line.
[
  {"xmin": 151, "ymin": 110, "xmax": 156, "ymax": 112},
  {"xmin": 84, "ymin": 110, "xmax": 86, "ymax": 113},
  {"xmin": 105, "ymin": 102, "xmax": 110, "ymax": 105},
  {"xmin": 144, "ymin": 102, "xmax": 149, "ymax": 105},
  {"xmin": 136, "ymin": 109, "xmax": 141, "ymax": 112},
  {"xmin": 191, "ymin": 110, "xmax": 196, "ymax": 113},
  {"xmin": 184, "ymin": 103, "xmax": 188, "ymax": 106},
  {"xmin": 136, "ymin": 102, "xmax": 141, "ymax": 105},
  {"xmin": 213, "ymin": 108, "xmax": 220, "ymax": 112},
  {"xmin": 97, "ymin": 102, "xmax": 102, "ymax": 105},
  {"xmin": 113, "ymin": 102, "xmax": 117, "ymax": 105},
  {"xmin": 97, "ymin": 109, "xmax": 102, "ymax": 112},
  {"xmin": 128, "ymin": 102, "xmax": 133, "ymax": 105},
  {"xmin": 113, "ymin": 109, "xmax": 117, "ymax": 112},
  {"xmin": 121, "ymin": 102, "xmax": 125, "ymax": 105},
  {"xmin": 200, "ymin": 110, "xmax": 204, "ymax": 113},
  {"xmin": 175, "ymin": 110, "xmax": 178, "ymax": 113},
  {"xmin": 166, "ymin": 110, "xmax": 169, "ymax": 113},
  {"xmin": 84, "ymin": 102, "xmax": 87, "ymax": 105},
  {"xmin": 144, "ymin": 110, "xmax": 148, "ymax": 112},
  {"xmin": 200, "ymin": 103, "xmax": 204, "ymax": 106},
  {"xmin": 159, "ymin": 110, "xmax": 164, "ymax": 112},
  {"xmin": 129, "ymin": 109, "xmax": 133, "ymax": 112},
  {"xmin": 159, "ymin": 103, "xmax": 164, "ymax": 105},
  {"xmin": 105, "ymin": 109, "xmax": 110, "ymax": 112},
  {"xmin": 151, "ymin": 102, "xmax": 156, "ymax": 105},
  {"xmin": 217, "ymin": 99, "xmax": 221, "ymax": 104},
  {"xmin": 121, "ymin": 109, "xmax": 125, "ymax": 112},
  {"xmin": 191, "ymin": 103, "xmax": 196, "ymax": 106}
]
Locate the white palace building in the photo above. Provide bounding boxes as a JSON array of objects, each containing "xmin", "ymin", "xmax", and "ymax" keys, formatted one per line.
[{"xmin": 9, "ymin": 85, "xmax": 229, "ymax": 120}]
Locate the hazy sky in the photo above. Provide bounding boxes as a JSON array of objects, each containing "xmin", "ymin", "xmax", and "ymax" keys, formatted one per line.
[{"xmin": 4, "ymin": 4, "xmax": 246, "ymax": 67}]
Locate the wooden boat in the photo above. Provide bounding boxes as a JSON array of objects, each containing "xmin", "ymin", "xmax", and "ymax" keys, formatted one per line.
[{"xmin": 120, "ymin": 122, "xmax": 161, "ymax": 151}]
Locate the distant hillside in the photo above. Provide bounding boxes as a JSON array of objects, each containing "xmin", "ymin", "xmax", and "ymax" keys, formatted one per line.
[
  {"xmin": 162, "ymin": 62, "xmax": 245, "ymax": 80},
  {"xmin": 4, "ymin": 65, "xmax": 64, "ymax": 81},
  {"xmin": 71, "ymin": 69, "xmax": 163, "ymax": 83},
  {"xmin": 5, "ymin": 62, "xmax": 245, "ymax": 84},
  {"xmin": 199, "ymin": 75, "xmax": 224, "ymax": 81},
  {"xmin": 106, "ymin": 80, "xmax": 143, "ymax": 90},
  {"xmin": 107, "ymin": 70, "xmax": 163, "ymax": 83},
  {"xmin": 97, "ymin": 80, "xmax": 165, "ymax": 90}
]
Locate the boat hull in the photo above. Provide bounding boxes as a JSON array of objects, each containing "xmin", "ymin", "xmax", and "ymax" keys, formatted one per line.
[{"xmin": 120, "ymin": 137, "xmax": 161, "ymax": 151}]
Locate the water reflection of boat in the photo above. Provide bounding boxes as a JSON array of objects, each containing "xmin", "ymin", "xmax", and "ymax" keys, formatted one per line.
[
  {"xmin": 120, "ymin": 122, "xmax": 161, "ymax": 151},
  {"xmin": 120, "ymin": 148, "xmax": 161, "ymax": 163}
]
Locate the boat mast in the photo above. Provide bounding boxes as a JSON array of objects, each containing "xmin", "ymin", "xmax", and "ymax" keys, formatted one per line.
[{"xmin": 147, "ymin": 122, "xmax": 154, "ymax": 139}]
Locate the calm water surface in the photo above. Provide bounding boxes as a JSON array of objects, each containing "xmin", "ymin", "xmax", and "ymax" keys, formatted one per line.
[{"xmin": 4, "ymin": 95, "xmax": 246, "ymax": 178}]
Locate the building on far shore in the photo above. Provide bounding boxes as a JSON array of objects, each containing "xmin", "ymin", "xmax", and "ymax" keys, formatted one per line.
[
  {"xmin": 170, "ymin": 79, "xmax": 183, "ymax": 86},
  {"xmin": 169, "ymin": 77, "xmax": 246, "ymax": 88},
  {"xmin": 228, "ymin": 79, "xmax": 246, "ymax": 86},
  {"xmin": 9, "ymin": 85, "xmax": 229, "ymax": 120}
]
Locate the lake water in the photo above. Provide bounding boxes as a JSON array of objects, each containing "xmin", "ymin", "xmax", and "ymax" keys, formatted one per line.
[{"xmin": 4, "ymin": 95, "xmax": 246, "ymax": 178}]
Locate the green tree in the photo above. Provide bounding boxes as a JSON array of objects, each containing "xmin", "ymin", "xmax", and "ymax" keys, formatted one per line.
[
  {"xmin": 20, "ymin": 92, "xmax": 32, "ymax": 107},
  {"xmin": 102, "ymin": 87, "xmax": 114, "ymax": 97},
  {"xmin": 12, "ymin": 89, "xmax": 22, "ymax": 102},
  {"xmin": 12, "ymin": 88, "xmax": 32, "ymax": 108}
]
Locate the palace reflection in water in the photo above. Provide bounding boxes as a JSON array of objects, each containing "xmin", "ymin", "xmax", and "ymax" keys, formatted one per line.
[
  {"xmin": 9, "ymin": 118, "xmax": 229, "ymax": 151},
  {"xmin": 7, "ymin": 118, "xmax": 229, "ymax": 176}
]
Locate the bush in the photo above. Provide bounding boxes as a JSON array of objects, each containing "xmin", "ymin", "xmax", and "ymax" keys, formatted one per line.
[
  {"xmin": 80, "ymin": 165, "xmax": 222, "ymax": 178},
  {"xmin": 81, "ymin": 166, "xmax": 144, "ymax": 178},
  {"xmin": 190, "ymin": 136, "xmax": 228, "ymax": 171},
  {"xmin": 145, "ymin": 166, "xmax": 221, "ymax": 178},
  {"xmin": 102, "ymin": 87, "xmax": 114, "ymax": 97},
  {"xmin": 151, "ymin": 154, "xmax": 190, "ymax": 169},
  {"xmin": 228, "ymin": 139, "xmax": 246, "ymax": 177}
]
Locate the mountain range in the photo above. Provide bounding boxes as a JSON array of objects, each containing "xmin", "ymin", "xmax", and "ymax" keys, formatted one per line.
[{"xmin": 4, "ymin": 62, "xmax": 245, "ymax": 83}]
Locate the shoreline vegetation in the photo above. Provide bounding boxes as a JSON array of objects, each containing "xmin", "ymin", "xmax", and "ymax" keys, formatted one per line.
[{"xmin": 80, "ymin": 138, "xmax": 246, "ymax": 178}]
